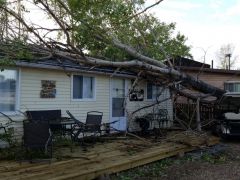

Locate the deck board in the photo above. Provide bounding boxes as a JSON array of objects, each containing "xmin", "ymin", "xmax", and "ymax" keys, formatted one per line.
[{"xmin": 0, "ymin": 132, "xmax": 220, "ymax": 180}]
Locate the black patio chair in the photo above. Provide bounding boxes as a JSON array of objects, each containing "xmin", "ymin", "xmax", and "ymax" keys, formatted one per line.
[
  {"xmin": 66, "ymin": 110, "xmax": 84, "ymax": 140},
  {"xmin": 25, "ymin": 110, "xmax": 67, "ymax": 135},
  {"xmin": 66, "ymin": 110, "xmax": 103, "ymax": 142},
  {"xmin": 85, "ymin": 111, "xmax": 103, "ymax": 135},
  {"xmin": 155, "ymin": 109, "xmax": 170, "ymax": 128},
  {"xmin": 0, "ymin": 123, "xmax": 7, "ymax": 133},
  {"xmin": 23, "ymin": 121, "xmax": 53, "ymax": 160}
]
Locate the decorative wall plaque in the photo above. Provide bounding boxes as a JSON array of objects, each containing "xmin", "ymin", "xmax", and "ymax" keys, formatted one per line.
[
  {"xmin": 129, "ymin": 89, "xmax": 144, "ymax": 101},
  {"xmin": 40, "ymin": 80, "xmax": 56, "ymax": 98}
]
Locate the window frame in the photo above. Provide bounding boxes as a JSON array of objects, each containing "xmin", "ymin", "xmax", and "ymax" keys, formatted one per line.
[
  {"xmin": 111, "ymin": 78, "xmax": 126, "ymax": 118},
  {"xmin": 146, "ymin": 82, "xmax": 161, "ymax": 101},
  {"xmin": 0, "ymin": 68, "xmax": 20, "ymax": 115},
  {"xmin": 71, "ymin": 74, "xmax": 96, "ymax": 101},
  {"xmin": 224, "ymin": 81, "xmax": 240, "ymax": 93}
]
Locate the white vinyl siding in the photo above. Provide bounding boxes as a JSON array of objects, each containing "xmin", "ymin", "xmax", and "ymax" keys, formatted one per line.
[
  {"xmin": 126, "ymin": 81, "xmax": 173, "ymax": 131},
  {"xmin": 0, "ymin": 68, "xmax": 109, "ymax": 138},
  {"xmin": 0, "ymin": 67, "xmax": 173, "ymax": 139},
  {"xmin": 19, "ymin": 69, "xmax": 109, "ymax": 121}
]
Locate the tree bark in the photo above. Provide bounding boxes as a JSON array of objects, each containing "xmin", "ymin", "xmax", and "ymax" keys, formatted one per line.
[{"xmin": 111, "ymin": 39, "xmax": 225, "ymax": 98}]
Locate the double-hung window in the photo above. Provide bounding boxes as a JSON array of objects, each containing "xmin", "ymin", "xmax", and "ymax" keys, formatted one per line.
[
  {"xmin": 224, "ymin": 82, "xmax": 240, "ymax": 92},
  {"xmin": 72, "ymin": 75, "xmax": 95, "ymax": 100},
  {"xmin": 146, "ymin": 83, "xmax": 161, "ymax": 100},
  {"xmin": 0, "ymin": 69, "xmax": 18, "ymax": 112}
]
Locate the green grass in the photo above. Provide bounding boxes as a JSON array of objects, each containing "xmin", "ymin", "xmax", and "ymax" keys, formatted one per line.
[
  {"xmin": 201, "ymin": 152, "xmax": 227, "ymax": 164},
  {"xmin": 111, "ymin": 158, "xmax": 174, "ymax": 180},
  {"xmin": 111, "ymin": 151, "xmax": 229, "ymax": 179}
]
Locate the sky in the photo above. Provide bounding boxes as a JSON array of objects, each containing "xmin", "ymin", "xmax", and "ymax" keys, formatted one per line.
[{"xmin": 147, "ymin": 0, "xmax": 240, "ymax": 68}]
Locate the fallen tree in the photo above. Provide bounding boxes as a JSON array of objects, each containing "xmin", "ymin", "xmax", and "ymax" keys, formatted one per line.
[{"xmin": 0, "ymin": 0, "xmax": 226, "ymax": 101}]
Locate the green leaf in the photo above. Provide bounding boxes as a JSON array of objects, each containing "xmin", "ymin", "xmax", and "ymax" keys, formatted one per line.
[{"xmin": 66, "ymin": 0, "xmax": 191, "ymax": 60}]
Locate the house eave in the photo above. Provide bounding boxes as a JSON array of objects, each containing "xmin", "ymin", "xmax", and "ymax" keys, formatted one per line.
[
  {"xmin": 15, "ymin": 61, "xmax": 137, "ymax": 78},
  {"xmin": 178, "ymin": 66, "xmax": 240, "ymax": 75}
]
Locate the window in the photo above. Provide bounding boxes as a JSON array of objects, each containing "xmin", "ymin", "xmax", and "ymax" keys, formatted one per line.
[
  {"xmin": 72, "ymin": 75, "xmax": 95, "ymax": 100},
  {"xmin": 112, "ymin": 79, "xmax": 125, "ymax": 117},
  {"xmin": 0, "ymin": 69, "xmax": 18, "ymax": 112},
  {"xmin": 224, "ymin": 82, "xmax": 240, "ymax": 92},
  {"xmin": 147, "ymin": 83, "xmax": 161, "ymax": 100}
]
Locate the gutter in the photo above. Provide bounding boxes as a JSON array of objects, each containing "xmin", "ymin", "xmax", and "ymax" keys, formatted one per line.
[
  {"xmin": 178, "ymin": 66, "xmax": 240, "ymax": 75},
  {"xmin": 15, "ymin": 61, "xmax": 137, "ymax": 79}
]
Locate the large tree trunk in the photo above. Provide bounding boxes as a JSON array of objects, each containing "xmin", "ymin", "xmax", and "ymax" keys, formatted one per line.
[{"xmin": 112, "ymin": 39, "xmax": 226, "ymax": 98}]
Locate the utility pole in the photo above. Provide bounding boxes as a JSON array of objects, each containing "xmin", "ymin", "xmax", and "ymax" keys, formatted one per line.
[{"xmin": 225, "ymin": 54, "xmax": 232, "ymax": 70}]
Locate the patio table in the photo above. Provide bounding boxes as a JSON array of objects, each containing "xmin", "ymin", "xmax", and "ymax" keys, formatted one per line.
[{"xmin": 49, "ymin": 118, "xmax": 76, "ymax": 139}]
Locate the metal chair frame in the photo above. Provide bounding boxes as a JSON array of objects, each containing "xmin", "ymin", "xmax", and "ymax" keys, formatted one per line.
[
  {"xmin": 66, "ymin": 111, "xmax": 103, "ymax": 142},
  {"xmin": 22, "ymin": 121, "xmax": 53, "ymax": 160}
]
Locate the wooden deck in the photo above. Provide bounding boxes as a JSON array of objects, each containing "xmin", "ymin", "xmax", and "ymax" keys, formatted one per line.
[{"xmin": 0, "ymin": 131, "xmax": 219, "ymax": 180}]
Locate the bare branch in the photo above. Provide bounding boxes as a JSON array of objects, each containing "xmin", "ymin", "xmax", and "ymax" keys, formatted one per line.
[
  {"xmin": 0, "ymin": 4, "xmax": 51, "ymax": 49},
  {"xmin": 127, "ymin": 0, "xmax": 165, "ymax": 21}
]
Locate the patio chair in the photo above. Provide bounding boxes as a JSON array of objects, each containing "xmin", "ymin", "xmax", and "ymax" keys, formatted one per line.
[
  {"xmin": 85, "ymin": 111, "xmax": 103, "ymax": 134},
  {"xmin": 0, "ymin": 111, "xmax": 17, "ymax": 133},
  {"xmin": 66, "ymin": 110, "xmax": 103, "ymax": 142},
  {"xmin": 155, "ymin": 109, "xmax": 170, "ymax": 128},
  {"xmin": 0, "ymin": 123, "xmax": 6, "ymax": 133},
  {"xmin": 23, "ymin": 121, "xmax": 53, "ymax": 160},
  {"xmin": 25, "ymin": 110, "xmax": 67, "ymax": 136}
]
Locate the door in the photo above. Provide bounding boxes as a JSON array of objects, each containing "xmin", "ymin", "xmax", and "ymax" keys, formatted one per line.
[{"xmin": 110, "ymin": 78, "xmax": 127, "ymax": 131}]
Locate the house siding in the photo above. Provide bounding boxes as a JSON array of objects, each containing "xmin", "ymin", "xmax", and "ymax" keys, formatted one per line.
[
  {"xmin": 20, "ymin": 68, "xmax": 110, "ymax": 122},
  {"xmin": 126, "ymin": 80, "xmax": 173, "ymax": 131},
  {"xmin": 175, "ymin": 69, "xmax": 240, "ymax": 104},
  {"xmin": 0, "ymin": 68, "xmax": 110, "ymax": 138},
  {"xmin": 185, "ymin": 70, "xmax": 240, "ymax": 89},
  {"xmin": 0, "ymin": 67, "xmax": 173, "ymax": 138}
]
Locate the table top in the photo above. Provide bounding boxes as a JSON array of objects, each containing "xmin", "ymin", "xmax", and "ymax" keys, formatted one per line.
[{"xmin": 49, "ymin": 119, "xmax": 76, "ymax": 125}]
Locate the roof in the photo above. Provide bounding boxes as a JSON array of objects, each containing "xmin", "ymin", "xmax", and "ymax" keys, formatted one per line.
[
  {"xmin": 178, "ymin": 66, "xmax": 240, "ymax": 75},
  {"xmin": 15, "ymin": 58, "xmax": 137, "ymax": 78},
  {"xmin": 168, "ymin": 57, "xmax": 211, "ymax": 68},
  {"xmin": 165, "ymin": 56, "xmax": 240, "ymax": 75}
]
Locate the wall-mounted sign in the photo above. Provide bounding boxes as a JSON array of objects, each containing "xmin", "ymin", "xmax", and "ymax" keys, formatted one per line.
[
  {"xmin": 40, "ymin": 80, "xmax": 56, "ymax": 98},
  {"xmin": 129, "ymin": 89, "xmax": 144, "ymax": 101}
]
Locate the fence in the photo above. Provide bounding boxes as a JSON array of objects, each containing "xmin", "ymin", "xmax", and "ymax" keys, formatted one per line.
[{"xmin": 174, "ymin": 103, "xmax": 215, "ymax": 129}]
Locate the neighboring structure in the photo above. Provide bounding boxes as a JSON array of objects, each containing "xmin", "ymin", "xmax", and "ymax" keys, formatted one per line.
[
  {"xmin": 0, "ymin": 59, "xmax": 173, "ymax": 138},
  {"xmin": 171, "ymin": 57, "xmax": 240, "ymax": 128},
  {"xmin": 170, "ymin": 57, "xmax": 240, "ymax": 93},
  {"xmin": 180, "ymin": 67, "xmax": 240, "ymax": 92}
]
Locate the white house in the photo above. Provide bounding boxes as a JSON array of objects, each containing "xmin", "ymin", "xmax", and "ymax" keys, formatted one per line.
[{"xmin": 0, "ymin": 59, "xmax": 173, "ymax": 138}]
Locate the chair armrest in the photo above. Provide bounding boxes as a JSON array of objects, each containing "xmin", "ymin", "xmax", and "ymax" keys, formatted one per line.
[
  {"xmin": 102, "ymin": 120, "xmax": 119, "ymax": 126},
  {"xmin": 60, "ymin": 117, "xmax": 72, "ymax": 121},
  {"xmin": 84, "ymin": 123, "xmax": 99, "ymax": 127},
  {"xmin": 45, "ymin": 129, "xmax": 53, "ymax": 153}
]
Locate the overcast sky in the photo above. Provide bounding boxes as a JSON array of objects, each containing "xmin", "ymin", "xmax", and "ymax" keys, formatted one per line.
[{"xmin": 148, "ymin": 0, "xmax": 240, "ymax": 68}]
